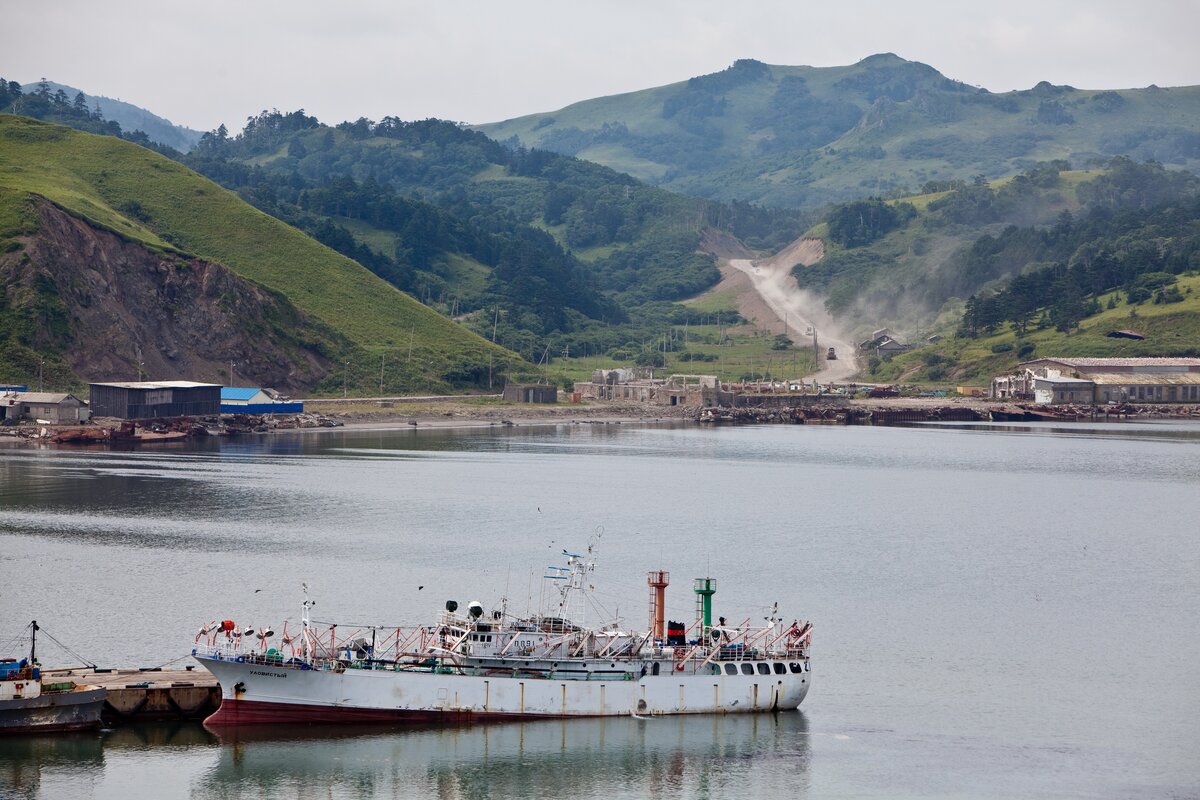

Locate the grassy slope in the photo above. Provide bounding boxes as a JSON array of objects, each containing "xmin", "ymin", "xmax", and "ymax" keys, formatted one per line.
[
  {"xmin": 477, "ymin": 56, "xmax": 1200, "ymax": 207},
  {"xmin": 0, "ymin": 116, "xmax": 518, "ymax": 389}
]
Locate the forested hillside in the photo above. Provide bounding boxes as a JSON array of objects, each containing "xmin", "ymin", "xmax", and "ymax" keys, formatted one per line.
[
  {"xmin": 0, "ymin": 77, "xmax": 194, "ymax": 154},
  {"xmin": 178, "ymin": 110, "xmax": 806, "ymax": 362},
  {"xmin": 847, "ymin": 159, "xmax": 1200, "ymax": 383},
  {"xmin": 33, "ymin": 80, "xmax": 202, "ymax": 151},
  {"xmin": 794, "ymin": 161, "xmax": 1095, "ymax": 330},
  {"xmin": 478, "ymin": 54, "xmax": 1200, "ymax": 208}
]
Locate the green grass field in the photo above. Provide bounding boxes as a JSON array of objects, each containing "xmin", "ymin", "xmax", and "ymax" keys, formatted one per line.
[
  {"xmin": 545, "ymin": 319, "xmax": 818, "ymax": 388},
  {"xmin": 0, "ymin": 116, "xmax": 521, "ymax": 392},
  {"xmin": 335, "ymin": 215, "xmax": 396, "ymax": 256},
  {"xmin": 681, "ymin": 288, "xmax": 739, "ymax": 316}
]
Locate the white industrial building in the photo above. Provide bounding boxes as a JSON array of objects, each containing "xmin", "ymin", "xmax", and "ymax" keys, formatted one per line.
[{"xmin": 992, "ymin": 357, "xmax": 1200, "ymax": 404}]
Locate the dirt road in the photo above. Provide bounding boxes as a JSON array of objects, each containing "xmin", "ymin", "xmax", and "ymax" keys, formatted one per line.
[{"xmin": 727, "ymin": 239, "xmax": 858, "ymax": 382}]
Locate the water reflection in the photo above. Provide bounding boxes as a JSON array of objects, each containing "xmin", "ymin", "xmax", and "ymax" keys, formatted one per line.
[
  {"xmin": 198, "ymin": 713, "xmax": 810, "ymax": 800},
  {"xmin": 0, "ymin": 714, "xmax": 809, "ymax": 800},
  {"xmin": 0, "ymin": 731, "xmax": 104, "ymax": 799}
]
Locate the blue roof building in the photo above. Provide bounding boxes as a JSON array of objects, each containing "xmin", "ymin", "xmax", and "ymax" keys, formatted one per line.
[
  {"xmin": 221, "ymin": 387, "xmax": 270, "ymax": 404},
  {"xmin": 220, "ymin": 387, "xmax": 303, "ymax": 415}
]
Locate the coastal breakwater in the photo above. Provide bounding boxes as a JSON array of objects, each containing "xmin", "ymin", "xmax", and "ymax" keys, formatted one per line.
[
  {"xmin": 696, "ymin": 402, "xmax": 1200, "ymax": 425},
  {"xmin": 696, "ymin": 405, "xmax": 981, "ymax": 425}
]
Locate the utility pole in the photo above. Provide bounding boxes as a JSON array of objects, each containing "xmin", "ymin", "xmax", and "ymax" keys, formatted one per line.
[
  {"xmin": 343, "ymin": 361, "xmax": 349, "ymax": 398},
  {"xmin": 229, "ymin": 360, "xmax": 236, "ymax": 387},
  {"xmin": 488, "ymin": 307, "xmax": 499, "ymax": 390}
]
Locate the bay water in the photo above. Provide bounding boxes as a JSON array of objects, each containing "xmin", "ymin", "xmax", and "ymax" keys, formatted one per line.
[{"xmin": 1, "ymin": 420, "xmax": 1198, "ymax": 798}]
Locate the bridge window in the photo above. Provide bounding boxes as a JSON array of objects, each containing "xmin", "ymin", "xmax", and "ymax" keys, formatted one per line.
[
  {"xmin": 773, "ymin": 662, "xmax": 786, "ymax": 674},
  {"xmin": 724, "ymin": 663, "xmax": 737, "ymax": 675},
  {"xmin": 756, "ymin": 663, "xmax": 770, "ymax": 675},
  {"xmin": 788, "ymin": 662, "xmax": 802, "ymax": 673},
  {"xmin": 740, "ymin": 663, "xmax": 754, "ymax": 675}
]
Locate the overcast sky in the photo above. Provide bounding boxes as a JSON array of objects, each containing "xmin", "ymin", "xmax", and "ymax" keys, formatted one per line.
[{"xmin": 6, "ymin": 1, "xmax": 1199, "ymax": 133}]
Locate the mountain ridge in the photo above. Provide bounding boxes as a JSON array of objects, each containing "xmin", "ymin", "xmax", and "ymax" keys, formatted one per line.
[
  {"xmin": 19, "ymin": 80, "xmax": 203, "ymax": 151},
  {"xmin": 476, "ymin": 54, "xmax": 1200, "ymax": 208}
]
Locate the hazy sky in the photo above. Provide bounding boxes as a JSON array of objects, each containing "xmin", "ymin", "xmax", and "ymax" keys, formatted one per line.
[{"xmin": 6, "ymin": 1, "xmax": 1199, "ymax": 132}]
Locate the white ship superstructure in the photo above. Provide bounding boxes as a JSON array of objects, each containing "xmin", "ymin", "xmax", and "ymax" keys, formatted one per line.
[{"xmin": 194, "ymin": 546, "xmax": 812, "ymax": 725}]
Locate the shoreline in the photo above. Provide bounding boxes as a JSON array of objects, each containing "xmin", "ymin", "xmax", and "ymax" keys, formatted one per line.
[
  {"xmin": 3, "ymin": 396, "xmax": 1197, "ymax": 447},
  {"xmin": 296, "ymin": 399, "xmax": 695, "ymax": 432}
]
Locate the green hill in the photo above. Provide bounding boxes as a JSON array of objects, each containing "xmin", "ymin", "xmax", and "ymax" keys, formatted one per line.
[
  {"xmin": 0, "ymin": 115, "xmax": 518, "ymax": 393},
  {"xmin": 477, "ymin": 54, "xmax": 1200, "ymax": 208},
  {"xmin": 177, "ymin": 111, "xmax": 806, "ymax": 364}
]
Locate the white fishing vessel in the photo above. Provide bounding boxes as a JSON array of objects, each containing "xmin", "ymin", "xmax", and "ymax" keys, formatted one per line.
[{"xmin": 193, "ymin": 544, "xmax": 812, "ymax": 725}]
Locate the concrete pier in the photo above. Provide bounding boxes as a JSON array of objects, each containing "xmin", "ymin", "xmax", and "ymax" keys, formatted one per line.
[{"xmin": 46, "ymin": 667, "xmax": 220, "ymax": 724}]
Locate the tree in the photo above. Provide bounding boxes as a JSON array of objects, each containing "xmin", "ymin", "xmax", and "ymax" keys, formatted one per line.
[
  {"xmin": 826, "ymin": 198, "xmax": 912, "ymax": 247},
  {"xmin": 72, "ymin": 91, "xmax": 88, "ymax": 115},
  {"xmin": 634, "ymin": 351, "xmax": 665, "ymax": 368}
]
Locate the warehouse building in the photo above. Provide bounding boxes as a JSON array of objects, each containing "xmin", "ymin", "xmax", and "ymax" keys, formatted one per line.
[
  {"xmin": 89, "ymin": 381, "xmax": 221, "ymax": 419},
  {"xmin": 0, "ymin": 392, "xmax": 90, "ymax": 423},
  {"xmin": 992, "ymin": 358, "xmax": 1200, "ymax": 404}
]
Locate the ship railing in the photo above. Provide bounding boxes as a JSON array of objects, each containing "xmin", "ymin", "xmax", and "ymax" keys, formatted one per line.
[
  {"xmin": 656, "ymin": 642, "xmax": 810, "ymax": 676},
  {"xmin": 297, "ymin": 622, "xmax": 460, "ymax": 665},
  {"xmin": 192, "ymin": 642, "xmax": 307, "ymax": 667},
  {"xmin": 194, "ymin": 621, "xmax": 448, "ymax": 670}
]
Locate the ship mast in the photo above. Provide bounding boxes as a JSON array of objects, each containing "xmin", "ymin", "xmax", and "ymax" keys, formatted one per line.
[
  {"xmin": 300, "ymin": 583, "xmax": 315, "ymax": 658},
  {"xmin": 546, "ymin": 534, "xmax": 601, "ymax": 628}
]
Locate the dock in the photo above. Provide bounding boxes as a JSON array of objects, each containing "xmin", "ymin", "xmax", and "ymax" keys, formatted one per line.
[{"xmin": 45, "ymin": 666, "xmax": 220, "ymax": 724}]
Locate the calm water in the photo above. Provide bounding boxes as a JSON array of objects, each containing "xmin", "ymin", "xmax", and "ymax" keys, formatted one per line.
[{"xmin": 1, "ymin": 420, "xmax": 1198, "ymax": 799}]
